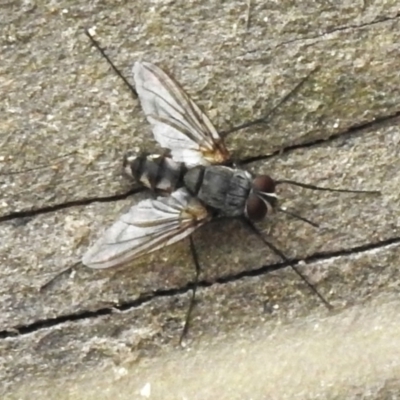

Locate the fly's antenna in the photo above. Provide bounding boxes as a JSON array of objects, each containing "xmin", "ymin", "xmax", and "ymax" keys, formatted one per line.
[
  {"xmin": 180, "ymin": 235, "xmax": 201, "ymax": 346},
  {"xmin": 39, "ymin": 263, "xmax": 79, "ymax": 292},
  {"xmin": 241, "ymin": 218, "xmax": 333, "ymax": 309},
  {"xmin": 221, "ymin": 66, "xmax": 320, "ymax": 138},
  {"xmin": 277, "ymin": 208, "xmax": 319, "ymax": 228},
  {"xmin": 0, "ymin": 151, "xmax": 78, "ymax": 176},
  {"xmin": 85, "ymin": 28, "xmax": 138, "ymax": 99},
  {"xmin": 85, "ymin": 28, "xmax": 318, "ymax": 141},
  {"xmin": 276, "ymin": 179, "xmax": 381, "ymax": 195}
]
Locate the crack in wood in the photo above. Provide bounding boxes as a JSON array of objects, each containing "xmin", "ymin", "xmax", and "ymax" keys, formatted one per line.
[
  {"xmin": 1, "ymin": 110, "xmax": 399, "ymax": 223},
  {"xmin": 0, "ymin": 187, "xmax": 145, "ymax": 223},
  {"xmin": 1, "ymin": 236, "xmax": 398, "ymax": 340}
]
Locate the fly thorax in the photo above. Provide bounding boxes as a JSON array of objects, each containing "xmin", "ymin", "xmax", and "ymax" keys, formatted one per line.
[
  {"xmin": 186, "ymin": 166, "xmax": 252, "ymax": 216},
  {"xmin": 222, "ymin": 169, "xmax": 252, "ymax": 216}
]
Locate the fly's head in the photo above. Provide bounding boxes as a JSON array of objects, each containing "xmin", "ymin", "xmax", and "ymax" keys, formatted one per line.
[{"xmin": 245, "ymin": 175, "xmax": 277, "ymax": 221}]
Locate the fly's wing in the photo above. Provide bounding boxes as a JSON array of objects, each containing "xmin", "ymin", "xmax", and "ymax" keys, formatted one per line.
[
  {"xmin": 82, "ymin": 188, "xmax": 211, "ymax": 269},
  {"xmin": 133, "ymin": 61, "xmax": 230, "ymax": 168}
]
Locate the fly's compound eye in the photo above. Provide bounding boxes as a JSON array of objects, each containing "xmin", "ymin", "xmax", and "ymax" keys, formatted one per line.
[
  {"xmin": 245, "ymin": 193, "xmax": 268, "ymax": 221},
  {"xmin": 252, "ymin": 175, "xmax": 275, "ymax": 193}
]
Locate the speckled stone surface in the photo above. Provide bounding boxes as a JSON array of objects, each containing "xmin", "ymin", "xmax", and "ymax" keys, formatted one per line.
[{"xmin": 1, "ymin": 1, "xmax": 400, "ymax": 398}]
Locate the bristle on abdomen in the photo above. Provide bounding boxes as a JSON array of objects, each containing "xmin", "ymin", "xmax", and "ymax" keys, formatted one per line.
[{"xmin": 123, "ymin": 151, "xmax": 187, "ymax": 192}]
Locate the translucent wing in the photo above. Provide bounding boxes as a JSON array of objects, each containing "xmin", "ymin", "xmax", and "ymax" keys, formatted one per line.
[
  {"xmin": 82, "ymin": 188, "xmax": 211, "ymax": 269},
  {"xmin": 133, "ymin": 61, "xmax": 230, "ymax": 167}
]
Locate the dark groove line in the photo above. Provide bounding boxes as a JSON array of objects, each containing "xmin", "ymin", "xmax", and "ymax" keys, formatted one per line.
[
  {"xmin": 2, "ymin": 110, "xmax": 399, "ymax": 224},
  {"xmin": 0, "ymin": 187, "xmax": 145, "ymax": 223},
  {"xmin": 1, "ymin": 235, "xmax": 399, "ymax": 340},
  {"xmin": 239, "ymin": 109, "xmax": 400, "ymax": 165},
  {"xmin": 322, "ymin": 12, "xmax": 400, "ymax": 35}
]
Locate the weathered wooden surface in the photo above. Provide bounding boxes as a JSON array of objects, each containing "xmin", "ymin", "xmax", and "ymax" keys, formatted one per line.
[{"xmin": 1, "ymin": 1, "xmax": 400, "ymax": 398}]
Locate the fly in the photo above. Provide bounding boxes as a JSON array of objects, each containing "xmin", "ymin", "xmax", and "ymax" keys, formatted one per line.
[
  {"xmin": 82, "ymin": 61, "xmax": 280, "ymax": 268},
  {"xmin": 79, "ymin": 30, "xmax": 380, "ymax": 342}
]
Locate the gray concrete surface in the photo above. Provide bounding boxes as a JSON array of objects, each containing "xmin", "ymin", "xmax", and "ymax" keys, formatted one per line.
[{"xmin": 1, "ymin": 1, "xmax": 400, "ymax": 398}]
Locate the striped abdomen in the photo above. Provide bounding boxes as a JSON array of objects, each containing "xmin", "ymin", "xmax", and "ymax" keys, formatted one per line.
[{"xmin": 123, "ymin": 152, "xmax": 187, "ymax": 192}]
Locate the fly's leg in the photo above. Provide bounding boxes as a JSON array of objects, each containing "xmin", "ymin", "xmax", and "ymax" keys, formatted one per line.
[
  {"xmin": 179, "ymin": 235, "xmax": 201, "ymax": 345},
  {"xmin": 240, "ymin": 217, "xmax": 332, "ymax": 309}
]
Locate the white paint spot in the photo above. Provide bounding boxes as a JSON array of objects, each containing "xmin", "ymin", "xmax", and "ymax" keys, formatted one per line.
[
  {"xmin": 140, "ymin": 382, "xmax": 151, "ymax": 398},
  {"xmin": 87, "ymin": 26, "xmax": 97, "ymax": 37}
]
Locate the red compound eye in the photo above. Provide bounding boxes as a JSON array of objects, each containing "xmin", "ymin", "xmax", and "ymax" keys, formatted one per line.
[
  {"xmin": 252, "ymin": 175, "xmax": 275, "ymax": 193},
  {"xmin": 246, "ymin": 193, "xmax": 267, "ymax": 221}
]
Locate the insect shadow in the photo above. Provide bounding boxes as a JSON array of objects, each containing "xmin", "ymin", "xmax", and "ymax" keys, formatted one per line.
[{"xmin": 44, "ymin": 29, "xmax": 381, "ymax": 344}]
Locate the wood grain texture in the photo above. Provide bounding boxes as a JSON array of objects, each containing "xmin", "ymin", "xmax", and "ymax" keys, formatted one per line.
[{"xmin": 1, "ymin": 1, "xmax": 400, "ymax": 398}]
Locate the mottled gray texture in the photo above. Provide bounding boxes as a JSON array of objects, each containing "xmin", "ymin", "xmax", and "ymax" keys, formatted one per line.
[{"xmin": 1, "ymin": 0, "xmax": 400, "ymax": 398}]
